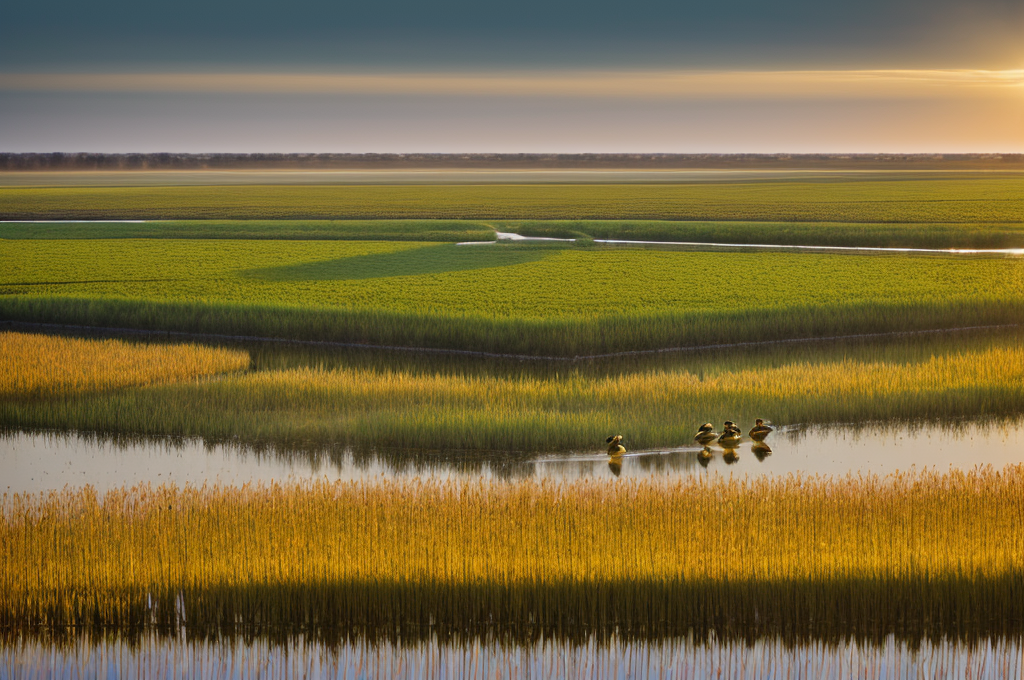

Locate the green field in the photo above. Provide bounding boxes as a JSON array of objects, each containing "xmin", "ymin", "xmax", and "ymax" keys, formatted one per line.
[
  {"xmin": 2, "ymin": 179, "xmax": 1022, "ymax": 222},
  {"xmin": 0, "ymin": 220, "xmax": 495, "ymax": 242},
  {"xmin": 3, "ymin": 239, "xmax": 1024, "ymax": 355}
]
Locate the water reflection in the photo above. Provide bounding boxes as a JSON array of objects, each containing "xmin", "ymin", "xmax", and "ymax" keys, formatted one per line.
[
  {"xmin": 3, "ymin": 634, "xmax": 1021, "ymax": 680},
  {"xmin": 752, "ymin": 441, "xmax": 772, "ymax": 461},
  {"xmin": 3, "ymin": 418, "xmax": 1024, "ymax": 494}
]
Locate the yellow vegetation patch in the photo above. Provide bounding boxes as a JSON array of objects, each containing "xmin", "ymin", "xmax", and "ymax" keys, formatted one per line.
[
  {"xmin": 2, "ymin": 468, "xmax": 1023, "ymax": 633},
  {"xmin": 0, "ymin": 332, "xmax": 249, "ymax": 398}
]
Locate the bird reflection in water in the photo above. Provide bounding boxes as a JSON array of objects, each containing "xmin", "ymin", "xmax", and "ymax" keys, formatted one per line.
[
  {"xmin": 605, "ymin": 435, "xmax": 625, "ymax": 477},
  {"xmin": 752, "ymin": 441, "xmax": 772, "ymax": 462},
  {"xmin": 697, "ymin": 447, "xmax": 713, "ymax": 468},
  {"xmin": 722, "ymin": 449, "xmax": 740, "ymax": 464}
]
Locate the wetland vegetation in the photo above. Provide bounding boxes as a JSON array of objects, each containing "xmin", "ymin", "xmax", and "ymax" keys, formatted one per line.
[
  {"xmin": 3, "ymin": 329, "xmax": 1024, "ymax": 451},
  {"xmin": 0, "ymin": 331, "xmax": 248, "ymax": 398},
  {"xmin": 3, "ymin": 469, "xmax": 1024, "ymax": 641},
  {"xmin": 4, "ymin": 170, "xmax": 1024, "ymax": 659},
  {"xmin": 4, "ymin": 333, "xmax": 1024, "ymax": 451}
]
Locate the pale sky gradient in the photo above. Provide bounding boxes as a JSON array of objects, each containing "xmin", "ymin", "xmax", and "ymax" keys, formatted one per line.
[
  {"xmin": 2, "ymin": 0, "xmax": 1023, "ymax": 151},
  {"xmin": 1, "ymin": 69, "xmax": 1021, "ymax": 152}
]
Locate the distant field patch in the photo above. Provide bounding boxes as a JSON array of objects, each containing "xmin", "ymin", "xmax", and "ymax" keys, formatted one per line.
[
  {"xmin": 0, "ymin": 332, "xmax": 249, "ymax": 399},
  {"xmin": 0, "ymin": 220, "xmax": 495, "ymax": 242},
  {"xmin": 1, "ymin": 179, "xmax": 1021, "ymax": 222}
]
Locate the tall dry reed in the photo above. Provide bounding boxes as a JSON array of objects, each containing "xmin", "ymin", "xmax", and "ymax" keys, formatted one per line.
[
  {"xmin": 0, "ymin": 332, "xmax": 249, "ymax": 399},
  {"xmin": 2, "ymin": 468, "xmax": 1023, "ymax": 640}
]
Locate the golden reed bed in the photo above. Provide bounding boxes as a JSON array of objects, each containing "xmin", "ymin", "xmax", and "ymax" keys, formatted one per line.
[
  {"xmin": 3, "ymin": 469, "xmax": 1023, "ymax": 641},
  {"xmin": 0, "ymin": 331, "xmax": 249, "ymax": 398}
]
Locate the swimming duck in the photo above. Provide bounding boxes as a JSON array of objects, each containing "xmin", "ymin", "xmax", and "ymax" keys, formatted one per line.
[
  {"xmin": 694, "ymin": 423, "xmax": 719, "ymax": 445},
  {"xmin": 748, "ymin": 419, "xmax": 774, "ymax": 441},
  {"xmin": 717, "ymin": 421, "xmax": 742, "ymax": 446},
  {"xmin": 751, "ymin": 441, "xmax": 772, "ymax": 462},
  {"xmin": 606, "ymin": 435, "xmax": 626, "ymax": 455}
]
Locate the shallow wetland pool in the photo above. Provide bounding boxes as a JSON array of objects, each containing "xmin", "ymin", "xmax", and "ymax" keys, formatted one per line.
[{"xmin": 3, "ymin": 418, "xmax": 1023, "ymax": 494}]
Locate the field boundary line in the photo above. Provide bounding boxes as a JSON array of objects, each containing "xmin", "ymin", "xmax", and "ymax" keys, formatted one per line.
[{"xmin": 3, "ymin": 320, "xmax": 1022, "ymax": 362}]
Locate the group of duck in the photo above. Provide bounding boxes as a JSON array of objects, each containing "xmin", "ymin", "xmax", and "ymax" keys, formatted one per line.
[
  {"xmin": 696, "ymin": 419, "xmax": 774, "ymax": 466},
  {"xmin": 695, "ymin": 418, "xmax": 773, "ymax": 445},
  {"xmin": 604, "ymin": 419, "xmax": 773, "ymax": 455},
  {"xmin": 604, "ymin": 419, "xmax": 775, "ymax": 472}
]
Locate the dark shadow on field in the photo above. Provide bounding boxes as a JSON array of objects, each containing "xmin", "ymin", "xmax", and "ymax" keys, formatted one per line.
[{"xmin": 242, "ymin": 243, "xmax": 553, "ymax": 281}]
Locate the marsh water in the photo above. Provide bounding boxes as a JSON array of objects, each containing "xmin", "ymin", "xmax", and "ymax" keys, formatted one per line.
[
  {"xmin": 5, "ymin": 328, "xmax": 1024, "ymax": 495},
  {"xmin": 3, "ymin": 419, "xmax": 1022, "ymax": 495},
  {"xmin": 3, "ymin": 634, "xmax": 1023, "ymax": 680}
]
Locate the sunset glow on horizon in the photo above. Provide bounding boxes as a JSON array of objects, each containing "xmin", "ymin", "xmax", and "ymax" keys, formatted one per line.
[{"xmin": 3, "ymin": 0, "xmax": 1022, "ymax": 152}]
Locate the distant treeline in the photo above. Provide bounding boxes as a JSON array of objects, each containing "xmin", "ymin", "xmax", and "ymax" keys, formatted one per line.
[{"xmin": 2, "ymin": 152, "xmax": 1023, "ymax": 171}]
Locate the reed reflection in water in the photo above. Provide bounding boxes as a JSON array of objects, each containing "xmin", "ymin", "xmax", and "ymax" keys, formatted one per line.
[{"xmin": 3, "ymin": 634, "xmax": 1022, "ymax": 679}]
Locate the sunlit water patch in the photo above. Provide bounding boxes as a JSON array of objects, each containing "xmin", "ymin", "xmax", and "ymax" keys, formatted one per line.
[
  {"xmin": 2, "ymin": 634, "xmax": 1022, "ymax": 680},
  {"xmin": 3, "ymin": 418, "xmax": 1023, "ymax": 494}
]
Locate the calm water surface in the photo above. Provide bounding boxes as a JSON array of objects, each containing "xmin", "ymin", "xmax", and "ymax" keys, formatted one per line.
[{"xmin": 3, "ymin": 419, "xmax": 1022, "ymax": 494}]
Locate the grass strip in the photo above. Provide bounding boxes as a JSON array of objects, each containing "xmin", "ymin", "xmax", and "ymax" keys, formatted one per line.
[
  {"xmin": 3, "ymin": 295, "xmax": 1024, "ymax": 358},
  {"xmin": 7, "ymin": 218, "xmax": 1024, "ymax": 249},
  {"xmin": 0, "ymin": 220, "xmax": 495, "ymax": 242},
  {"xmin": 503, "ymin": 219, "xmax": 1024, "ymax": 249}
]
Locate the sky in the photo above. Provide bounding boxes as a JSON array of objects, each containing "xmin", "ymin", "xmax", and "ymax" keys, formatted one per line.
[{"xmin": 1, "ymin": 0, "xmax": 1022, "ymax": 152}]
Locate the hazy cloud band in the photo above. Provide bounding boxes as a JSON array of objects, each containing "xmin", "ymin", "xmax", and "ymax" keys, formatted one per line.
[{"xmin": 3, "ymin": 70, "xmax": 1022, "ymax": 99}]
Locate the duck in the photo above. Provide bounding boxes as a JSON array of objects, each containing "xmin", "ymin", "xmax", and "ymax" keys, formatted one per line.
[
  {"xmin": 717, "ymin": 421, "xmax": 742, "ymax": 446},
  {"xmin": 751, "ymin": 441, "xmax": 772, "ymax": 462},
  {"xmin": 606, "ymin": 435, "xmax": 626, "ymax": 455},
  {"xmin": 694, "ymin": 423, "xmax": 719, "ymax": 445},
  {"xmin": 748, "ymin": 419, "xmax": 774, "ymax": 441}
]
